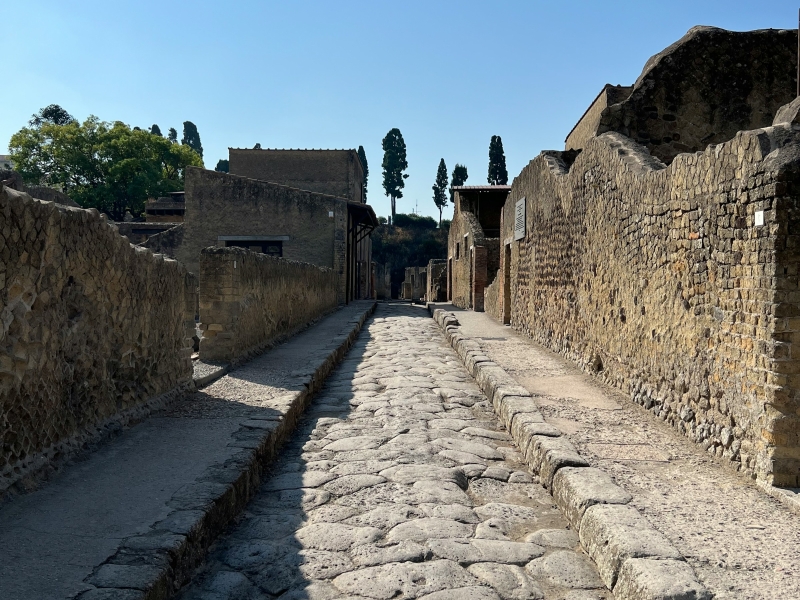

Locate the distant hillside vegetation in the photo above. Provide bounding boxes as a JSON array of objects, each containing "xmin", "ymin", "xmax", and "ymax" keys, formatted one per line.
[{"xmin": 371, "ymin": 214, "xmax": 450, "ymax": 298}]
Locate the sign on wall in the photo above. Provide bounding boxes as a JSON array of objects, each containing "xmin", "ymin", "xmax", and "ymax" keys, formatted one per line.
[{"xmin": 514, "ymin": 197, "xmax": 526, "ymax": 241}]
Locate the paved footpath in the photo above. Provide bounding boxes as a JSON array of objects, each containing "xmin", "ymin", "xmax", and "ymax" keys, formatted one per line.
[
  {"xmin": 446, "ymin": 306, "xmax": 800, "ymax": 600},
  {"xmin": 178, "ymin": 303, "xmax": 612, "ymax": 600}
]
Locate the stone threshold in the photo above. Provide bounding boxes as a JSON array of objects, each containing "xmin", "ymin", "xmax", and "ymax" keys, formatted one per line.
[
  {"xmin": 429, "ymin": 306, "xmax": 711, "ymax": 600},
  {"xmin": 74, "ymin": 301, "xmax": 376, "ymax": 600}
]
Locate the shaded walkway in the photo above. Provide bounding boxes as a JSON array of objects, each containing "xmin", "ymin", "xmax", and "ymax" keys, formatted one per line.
[
  {"xmin": 179, "ymin": 304, "xmax": 610, "ymax": 599},
  {"xmin": 0, "ymin": 302, "xmax": 373, "ymax": 600}
]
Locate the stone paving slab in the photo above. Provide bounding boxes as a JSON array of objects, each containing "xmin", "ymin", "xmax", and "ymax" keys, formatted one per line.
[
  {"xmin": 0, "ymin": 301, "xmax": 375, "ymax": 600},
  {"xmin": 176, "ymin": 303, "xmax": 613, "ymax": 600},
  {"xmin": 429, "ymin": 307, "xmax": 710, "ymax": 600}
]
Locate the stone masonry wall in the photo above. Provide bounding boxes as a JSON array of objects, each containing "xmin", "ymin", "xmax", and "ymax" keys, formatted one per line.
[
  {"xmin": 598, "ymin": 27, "xmax": 797, "ymax": 164},
  {"xmin": 0, "ymin": 185, "xmax": 196, "ymax": 492},
  {"xmin": 199, "ymin": 247, "xmax": 337, "ymax": 363},
  {"xmin": 501, "ymin": 120, "xmax": 800, "ymax": 487},
  {"xmin": 448, "ymin": 211, "xmax": 484, "ymax": 309},
  {"xmin": 180, "ymin": 168, "xmax": 349, "ymax": 303},
  {"xmin": 426, "ymin": 259, "xmax": 447, "ymax": 302},
  {"xmin": 565, "ymin": 84, "xmax": 633, "ymax": 152}
]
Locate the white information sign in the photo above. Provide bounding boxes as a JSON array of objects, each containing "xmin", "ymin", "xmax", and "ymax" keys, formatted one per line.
[{"xmin": 513, "ymin": 197, "xmax": 526, "ymax": 241}]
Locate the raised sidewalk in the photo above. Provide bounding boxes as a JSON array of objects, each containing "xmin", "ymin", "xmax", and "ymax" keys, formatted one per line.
[
  {"xmin": 0, "ymin": 301, "xmax": 375, "ymax": 600},
  {"xmin": 431, "ymin": 303, "xmax": 800, "ymax": 600}
]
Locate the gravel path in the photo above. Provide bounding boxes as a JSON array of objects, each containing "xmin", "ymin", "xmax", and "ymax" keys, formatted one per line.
[
  {"xmin": 177, "ymin": 304, "xmax": 611, "ymax": 600},
  {"xmin": 451, "ymin": 307, "xmax": 800, "ymax": 600}
]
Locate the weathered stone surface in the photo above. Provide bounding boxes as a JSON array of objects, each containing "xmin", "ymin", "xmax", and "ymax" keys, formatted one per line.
[
  {"xmin": 427, "ymin": 539, "xmax": 545, "ymax": 565},
  {"xmin": 580, "ymin": 504, "xmax": 683, "ymax": 589},
  {"xmin": 418, "ymin": 587, "xmax": 502, "ymax": 600},
  {"xmin": 527, "ymin": 436, "xmax": 589, "ymax": 488},
  {"xmin": 525, "ymin": 550, "xmax": 605, "ymax": 590},
  {"xmin": 263, "ymin": 471, "xmax": 337, "ymax": 491},
  {"xmin": 525, "ymin": 528, "xmax": 580, "ymax": 549},
  {"xmin": 295, "ymin": 523, "xmax": 382, "ymax": 551},
  {"xmin": 332, "ymin": 559, "xmax": 479, "ymax": 599},
  {"xmin": 613, "ymin": 558, "xmax": 712, "ymax": 600},
  {"xmin": 467, "ymin": 563, "xmax": 544, "ymax": 600},
  {"xmin": 552, "ymin": 467, "xmax": 632, "ymax": 530},
  {"xmin": 0, "ymin": 185, "xmax": 196, "ymax": 493},
  {"xmin": 387, "ymin": 518, "xmax": 474, "ymax": 542},
  {"xmin": 175, "ymin": 305, "xmax": 609, "ymax": 600}
]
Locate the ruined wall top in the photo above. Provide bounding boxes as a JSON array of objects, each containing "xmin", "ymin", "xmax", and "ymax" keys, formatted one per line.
[{"xmin": 574, "ymin": 27, "xmax": 797, "ymax": 164}]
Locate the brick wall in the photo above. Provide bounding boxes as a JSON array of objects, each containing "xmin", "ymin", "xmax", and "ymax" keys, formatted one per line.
[
  {"xmin": 0, "ymin": 185, "xmax": 196, "ymax": 492},
  {"xmin": 199, "ymin": 247, "xmax": 337, "ymax": 363},
  {"xmin": 499, "ymin": 119, "xmax": 800, "ymax": 487}
]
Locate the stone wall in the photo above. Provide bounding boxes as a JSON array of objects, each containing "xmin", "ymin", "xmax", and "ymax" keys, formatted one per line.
[
  {"xmin": 141, "ymin": 223, "xmax": 185, "ymax": 258},
  {"xmin": 426, "ymin": 259, "xmax": 447, "ymax": 302},
  {"xmin": 228, "ymin": 149, "xmax": 364, "ymax": 204},
  {"xmin": 485, "ymin": 271, "xmax": 502, "ymax": 322},
  {"xmin": 565, "ymin": 84, "xmax": 632, "ymax": 152},
  {"xmin": 499, "ymin": 116, "xmax": 800, "ymax": 487},
  {"xmin": 199, "ymin": 247, "xmax": 337, "ymax": 363},
  {"xmin": 178, "ymin": 168, "xmax": 350, "ymax": 302},
  {"xmin": 448, "ymin": 211, "xmax": 497, "ymax": 311},
  {"xmin": 0, "ymin": 185, "xmax": 196, "ymax": 492},
  {"xmin": 597, "ymin": 27, "xmax": 797, "ymax": 164}
]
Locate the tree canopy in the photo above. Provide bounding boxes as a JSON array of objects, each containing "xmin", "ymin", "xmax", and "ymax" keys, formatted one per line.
[
  {"xmin": 29, "ymin": 104, "xmax": 75, "ymax": 128},
  {"xmin": 381, "ymin": 128, "xmax": 408, "ymax": 221},
  {"xmin": 9, "ymin": 116, "xmax": 203, "ymax": 220},
  {"xmin": 432, "ymin": 158, "xmax": 448, "ymax": 225},
  {"xmin": 168, "ymin": 127, "xmax": 178, "ymax": 143},
  {"xmin": 357, "ymin": 145, "xmax": 368, "ymax": 200},
  {"xmin": 150, "ymin": 124, "xmax": 162, "ymax": 136},
  {"xmin": 181, "ymin": 121, "xmax": 203, "ymax": 160},
  {"xmin": 215, "ymin": 159, "xmax": 229, "ymax": 173},
  {"xmin": 450, "ymin": 163, "xmax": 468, "ymax": 202},
  {"xmin": 488, "ymin": 135, "xmax": 508, "ymax": 185}
]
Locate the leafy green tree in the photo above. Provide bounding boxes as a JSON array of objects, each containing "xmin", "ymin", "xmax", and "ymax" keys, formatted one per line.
[
  {"xmin": 381, "ymin": 128, "xmax": 408, "ymax": 222},
  {"xmin": 432, "ymin": 158, "xmax": 448, "ymax": 226},
  {"xmin": 488, "ymin": 135, "xmax": 508, "ymax": 185},
  {"xmin": 150, "ymin": 124, "xmax": 162, "ymax": 136},
  {"xmin": 357, "ymin": 145, "xmax": 369, "ymax": 200},
  {"xmin": 168, "ymin": 127, "xmax": 178, "ymax": 143},
  {"xmin": 9, "ymin": 116, "xmax": 202, "ymax": 220},
  {"xmin": 181, "ymin": 121, "xmax": 203, "ymax": 160},
  {"xmin": 215, "ymin": 159, "xmax": 229, "ymax": 173},
  {"xmin": 29, "ymin": 104, "xmax": 75, "ymax": 127},
  {"xmin": 450, "ymin": 163, "xmax": 468, "ymax": 202}
]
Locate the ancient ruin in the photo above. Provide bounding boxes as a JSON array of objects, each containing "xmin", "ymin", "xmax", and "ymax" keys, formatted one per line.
[{"xmin": 476, "ymin": 26, "xmax": 800, "ymax": 487}]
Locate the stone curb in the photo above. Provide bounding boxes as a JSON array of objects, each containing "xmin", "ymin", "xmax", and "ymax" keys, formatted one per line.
[
  {"xmin": 429, "ymin": 307, "xmax": 712, "ymax": 600},
  {"xmin": 74, "ymin": 302, "xmax": 377, "ymax": 600},
  {"xmin": 192, "ymin": 361, "xmax": 229, "ymax": 389}
]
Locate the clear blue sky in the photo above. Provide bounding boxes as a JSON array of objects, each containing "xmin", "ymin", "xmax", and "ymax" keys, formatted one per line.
[{"xmin": 4, "ymin": 1, "xmax": 799, "ymax": 220}]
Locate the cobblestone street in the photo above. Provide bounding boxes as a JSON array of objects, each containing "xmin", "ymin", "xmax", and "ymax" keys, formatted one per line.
[{"xmin": 179, "ymin": 304, "xmax": 611, "ymax": 600}]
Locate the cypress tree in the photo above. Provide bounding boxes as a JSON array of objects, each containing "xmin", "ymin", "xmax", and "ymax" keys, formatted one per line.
[
  {"xmin": 432, "ymin": 158, "xmax": 448, "ymax": 226},
  {"xmin": 487, "ymin": 135, "xmax": 508, "ymax": 185}
]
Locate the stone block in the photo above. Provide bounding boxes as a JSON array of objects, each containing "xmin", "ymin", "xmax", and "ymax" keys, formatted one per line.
[
  {"xmin": 527, "ymin": 436, "xmax": 589, "ymax": 488},
  {"xmin": 613, "ymin": 558, "xmax": 711, "ymax": 600},
  {"xmin": 579, "ymin": 504, "xmax": 682, "ymax": 588},
  {"xmin": 552, "ymin": 467, "xmax": 633, "ymax": 531}
]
